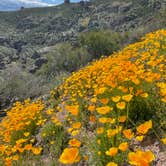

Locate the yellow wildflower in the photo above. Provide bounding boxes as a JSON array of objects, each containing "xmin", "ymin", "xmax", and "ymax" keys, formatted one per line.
[
  {"xmin": 50, "ymin": 141, "xmax": 55, "ymax": 145},
  {"xmin": 112, "ymin": 96, "xmax": 121, "ymax": 102},
  {"xmin": 71, "ymin": 130, "xmax": 80, "ymax": 136},
  {"xmin": 31, "ymin": 147, "xmax": 42, "ymax": 155},
  {"xmin": 123, "ymin": 129, "xmax": 134, "ymax": 139},
  {"xmin": 46, "ymin": 109, "xmax": 54, "ymax": 115},
  {"xmin": 90, "ymin": 115, "xmax": 96, "ymax": 122},
  {"xmin": 106, "ymin": 162, "xmax": 118, "ymax": 166},
  {"xmin": 106, "ymin": 147, "xmax": 118, "ymax": 157},
  {"xmin": 96, "ymin": 127, "xmax": 104, "ymax": 134},
  {"xmin": 100, "ymin": 98, "xmax": 109, "ymax": 104},
  {"xmin": 96, "ymin": 106, "xmax": 113, "ymax": 114},
  {"xmin": 107, "ymin": 129, "xmax": 118, "ymax": 137},
  {"xmin": 140, "ymin": 93, "xmax": 149, "ymax": 98},
  {"xmin": 12, "ymin": 154, "xmax": 19, "ymax": 161},
  {"xmin": 122, "ymin": 94, "xmax": 133, "ymax": 102},
  {"xmin": 128, "ymin": 150, "xmax": 155, "ymax": 166},
  {"xmin": 97, "ymin": 139, "xmax": 101, "ymax": 145},
  {"xmin": 136, "ymin": 135, "xmax": 144, "ymax": 142},
  {"xmin": 118, "ymin": 142, "xmax": 128, "ymax": 152},
  {"xmin": 88, "ymin": 105, "xmax": 95, "ymax": 112},
  {"xmin": 59, "ymin": 148, "xmax": 80, "ymax": 164},
  {"xmin": 98, "ymin": 151, "xmax": 101, "ymax": 155},
  {"xmin": 116, "ymin": 102, "xmax": 126, "ymax": 110},
  {"xmin": 161, "ymin": 138, "xmax": 166, "ymax": 144},
  {"xmin": 23, "ymin": 132, "xmax": 30, "ymax": 137},
  {"xmin": 69, "ymin": 139, "xmax": 81, "ymax": 147},
  {"xmin": 118, "ymin": 116, "xmax": 127, "ymax": 122},
  {"xmin": 66, "ymin": 105, "xmax": 79, "ymax": 116},
  {"xmin": 72, "ymin": 122, "xmax": 82, "ymax": 129},
  {"xmin": 136, "ymin": 120, "xmax": 152, "ymax": 135}
]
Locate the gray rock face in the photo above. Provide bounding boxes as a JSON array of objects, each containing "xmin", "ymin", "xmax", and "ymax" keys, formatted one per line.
[
  {"xmin": 0, "ymin": 36, "xmax": 9, "ymax": 46},
  {"xmin": 31, "ymin": 52, "xmax": 40, "ymax": 59},
  {"xmin": 13, "ymin": 40, "xmax": 27, "ymax": 53},
  {"xmin": 0, "ymin": 62, "xmax": 5, "ymax": 70},
  {"xmin": 29, "ymin": 66, "xmax": 38, "ymax": 73},
  {"xmin": 35, "ymin": 58, "xmax": 48, "ymax": 68}
]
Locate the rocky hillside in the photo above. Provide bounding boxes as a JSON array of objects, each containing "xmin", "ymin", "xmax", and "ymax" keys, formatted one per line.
[
  {"xmin": 0, "ymin": 0, "xmax": 166, "ymax": 71},
  {"xmin": 0, "ymin": 0, "xmax": 166, "ymax": 112}
]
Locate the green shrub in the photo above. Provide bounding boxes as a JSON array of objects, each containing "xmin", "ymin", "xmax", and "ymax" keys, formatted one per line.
[
  {"xmin": 40, "ymin": 122, "xmax": 69, "ymax": 164},
  {"xmin": 38, "ymin": 43, "xmax": 91, "ymax": 76},
  {"xmin": 0, "ymin": 64, "xmax": 47, "ymax": 108},
  {"xmin": 79, "ymin": 30, "xmax": 122, "ymax": 59}
]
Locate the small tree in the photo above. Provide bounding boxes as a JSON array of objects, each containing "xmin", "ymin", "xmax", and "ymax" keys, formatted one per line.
[{"xmin": 79, "ymin": 30, "xmax": 122, "ymax": 59}]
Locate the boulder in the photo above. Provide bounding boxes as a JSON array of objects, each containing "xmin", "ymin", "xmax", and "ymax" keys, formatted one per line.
[
  {"xmin": 35, "ymin": 58, "xmax": 48, "ymax": 68},
  {"xmin": 31, "ymin": 52, "xmax": 40, "ymax": 59},
  {"xmin": 0, "ymin": 62, "xmax": 5, "ymax": 70}
]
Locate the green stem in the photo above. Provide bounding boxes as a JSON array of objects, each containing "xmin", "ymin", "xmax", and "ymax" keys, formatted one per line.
[
  {"xmin": 128, "ymin": 117, "xmax": 137, "ymax": 127},
  {"xmin": 116, "ymin": 108, "xmax": 120, "ymax": 146},
  {"xmin": 126, "ymin": 103, "xmax": 130, "ymax": 127},
  {"xmin": 152, "ymin": 128, "xmax": 162, "ymax": 142}
]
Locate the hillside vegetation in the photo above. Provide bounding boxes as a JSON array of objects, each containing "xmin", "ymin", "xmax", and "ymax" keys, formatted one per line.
[
  {"xmin": 0, "ymin": 0, "xmax": 166, "ymax": 110},
  {"xmin": 0, "ymin": 29, "xmax": 165, "ymax": 166}
]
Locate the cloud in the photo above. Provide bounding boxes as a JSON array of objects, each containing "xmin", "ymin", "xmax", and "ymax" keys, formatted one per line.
[
  {"xmin": 16, "ymin": 0, "xmax": 54, "ymax": 6},
  {"xmin": 0, "ymin": 0, "xmax": 80, "ymax": 11}
]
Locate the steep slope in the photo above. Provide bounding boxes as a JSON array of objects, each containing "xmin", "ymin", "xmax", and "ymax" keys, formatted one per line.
[
  {"xmin": 0, "ymin": 0, "xmax": 165, "ymax": 50},
  {"xmin": 0, "ymin": 0, "xmax": 166, "ymax": 111},
  {"xmin": 0, "ymin": 29, "xmax": 165, "ymax": 166}
]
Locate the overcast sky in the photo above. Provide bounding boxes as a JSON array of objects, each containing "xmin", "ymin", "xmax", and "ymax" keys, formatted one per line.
[
  {"xmin": 19, "ymin": 0, "xmax": 80, "ymax": 5},
  {"xmin": 0, "ymin": 0, "xmax": 81, "ymax": 11},
  {"xmin": 2, "ymin": 0, "xmax": 80, "ymax": 6}
]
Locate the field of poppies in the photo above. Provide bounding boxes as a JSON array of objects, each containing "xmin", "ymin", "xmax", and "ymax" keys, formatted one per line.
[{"xmin": 0, "ymin": 29, "xmax": 166, "ymax": 166}]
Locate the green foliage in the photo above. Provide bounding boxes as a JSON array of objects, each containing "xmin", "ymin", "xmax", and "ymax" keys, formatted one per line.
[
  {"xmin": 0, "ymin": 46, "xmax": 17, "ymax": 58},
  {"xmin": 0, "ymin": 65, "xmax": 48, "ymax": 110},
  {"xmin": 128, "ymin": 96, "xmax": 154, "ymax": 124},
  {"xmin": 56, "ymin": 44, "xmax": 91, "ymax": 72},
  {"xmin": 40, "ymin": 122, "xmax": 69, "ymax": 164},
  {"xmin": 0, "ymin": 66, "xmax": 45, "ymax": 98},
  {"xmin": 149, "ymin": 88, "xmax": 166, "ymax": 131},
  {"xmin": 79, "ymin": 30, "xmax": 122, "ymax": 58},
  {"xmin": 38, "ymin": 43, "xmax": 90, "ymax": 75}
]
